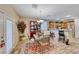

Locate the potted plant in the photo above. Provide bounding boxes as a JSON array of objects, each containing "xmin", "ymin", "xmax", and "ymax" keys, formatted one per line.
[{"xmin": 17, "ymin": 21, "xmax": 26, "ymax": 34}]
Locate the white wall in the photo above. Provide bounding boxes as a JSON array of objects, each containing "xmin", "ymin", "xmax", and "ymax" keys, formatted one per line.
[{"xmin": 75, "ymin": 19, "xmax": 79, "ymax": 39}]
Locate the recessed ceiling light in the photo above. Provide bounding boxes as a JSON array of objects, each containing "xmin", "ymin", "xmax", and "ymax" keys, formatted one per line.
[
  {"xmin": 40, "ymin": 20, "xmax": 44, "ymax": 22},
  {"xmin": 65, "ymin": 15, "xmax": 72, "ymax": 18}
]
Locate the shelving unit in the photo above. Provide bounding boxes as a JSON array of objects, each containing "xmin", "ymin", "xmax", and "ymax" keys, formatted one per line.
[
  {"xmin": 30, "ymin": 21, "xmax": 41, "ymax": 38},
  {"xmin": 48, "ymin": 21, "xmax": 68, "ymax": 29}
]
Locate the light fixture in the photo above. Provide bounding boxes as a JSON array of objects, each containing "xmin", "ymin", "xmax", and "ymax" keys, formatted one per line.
[
  {"xmin": 37, "ymin": 20, "xmax": 44, "ymax": 23},
  {"xmin": 40, "ymin": 20, "xmax": 44, "ymax": 22},
  {"xmin": 32, "ymin": 4, "xmax": 38, "ymax": 8},
  {"xmin": 37, "ymin": 20, "xmax": 40, "ymax": 23},
  {"xmin": 66, "ymin": 15, "xmax": 72, "ymax": 18}
]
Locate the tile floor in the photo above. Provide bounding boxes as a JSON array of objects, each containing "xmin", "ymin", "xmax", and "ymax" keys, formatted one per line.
[{"xmin": 46, "ymin": 38, "xmax": 79, "ymax": 54}]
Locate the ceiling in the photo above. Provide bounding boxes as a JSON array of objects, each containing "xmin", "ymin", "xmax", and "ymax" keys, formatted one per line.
[{"xmin": 12, "ymin": 4, "xmax": 79, "ymax": 20}]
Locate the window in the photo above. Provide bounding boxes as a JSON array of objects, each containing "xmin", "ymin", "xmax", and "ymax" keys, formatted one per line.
[
  {"xmin": 41, "ymin": 21, "xmax": 48, "ymax": 31},
  {"xmin": 6, "ymin": 19, "xmax": 13, "ymax": 53},
  {"xmin": 0, "ymin": 12, "xmax": 13, "ymax": 54}
]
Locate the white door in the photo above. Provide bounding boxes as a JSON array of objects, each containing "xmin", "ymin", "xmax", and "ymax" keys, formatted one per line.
[{"xmin": 6, "ymin": 19, "xmax": 13, "ymax": 53}]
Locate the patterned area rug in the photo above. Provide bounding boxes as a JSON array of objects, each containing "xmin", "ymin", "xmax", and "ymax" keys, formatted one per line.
[{"xmin": 28, "ymin": 42, "xmax": 54, "ymax": 54}]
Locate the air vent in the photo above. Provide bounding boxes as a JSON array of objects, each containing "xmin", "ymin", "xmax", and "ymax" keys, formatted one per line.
[{"xmin": 32, "ymin": 4, "xmax": 38, "ymax": 8}]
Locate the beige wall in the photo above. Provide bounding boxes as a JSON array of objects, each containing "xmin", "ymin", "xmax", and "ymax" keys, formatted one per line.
[
  {"xmin": 0, "ymin": 5, "xmax": 19, "ymax": 49},
  {"xmin": 0, "ymin": 4, "xmax": 19, "ymax": 21}
]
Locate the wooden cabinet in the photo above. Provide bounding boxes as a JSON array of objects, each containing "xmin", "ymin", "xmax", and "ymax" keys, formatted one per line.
[
  {"xmin": 48, "ymin": 21, "xmax": 68, "ymax": 29},
  {"xmin": 61, "ymin": 21, "xmax": 68, "ymax": 29},
  {"xmin": 48, "ymin": 21, "xmax": 56, "ymax": 29}
]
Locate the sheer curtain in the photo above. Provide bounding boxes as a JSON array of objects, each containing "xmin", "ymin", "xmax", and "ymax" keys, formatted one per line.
[{"xmin": 6, "ymin": 19, "xmax": 13, "ymax": 53}]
